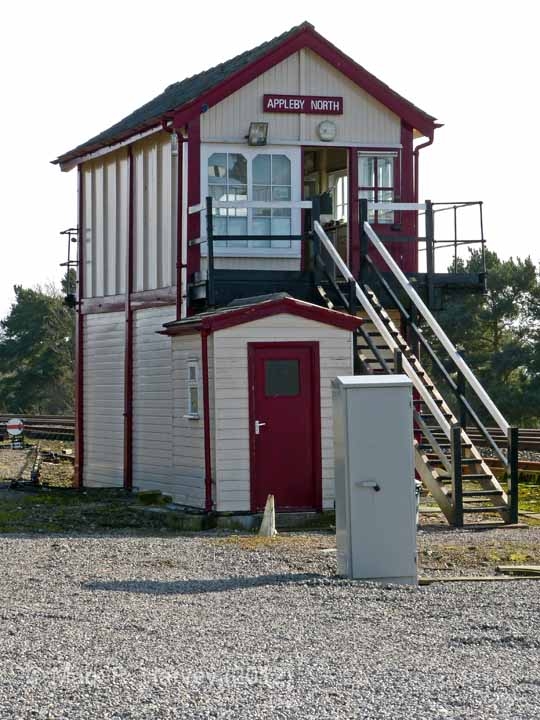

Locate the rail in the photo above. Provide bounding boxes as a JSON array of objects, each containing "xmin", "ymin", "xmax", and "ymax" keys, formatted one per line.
[
  {"xmin": 187, "ymin": 197, "xmax": 317, "ymax": 306},
  {"xmin": 362, "ymin": 220, "xmax": 510, "ymax": 438},
  {"xmin": 362, "ymin": 198, "xmax": 487, "ymax": 280},
  {"xmin": 313, "ymin": 220, "xmax": 453, "ymax": 439},
  {"xmin": 0, "ymin": 416, "xmax": 75, "ymax": 440}
]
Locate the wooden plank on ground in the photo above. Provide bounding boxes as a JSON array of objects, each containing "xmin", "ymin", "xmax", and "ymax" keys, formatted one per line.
[
  {"xmin": 496, "ymin": 565, "xmax": 540, "ymax": 576},
  {"xmin": 420, "ymin": 575, "xmax": 540, "ymax": 585}
]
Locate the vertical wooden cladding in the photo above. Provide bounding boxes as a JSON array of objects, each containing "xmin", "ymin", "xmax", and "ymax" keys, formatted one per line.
[
  {"xmin": 201, "ymin": 53, "xmax": 301, "ymax": 142},
  {"xmin": 300, "ymin": 50, "xmax": 400, "ymax": 144},
  {"xmin": 200, "ymin": 49, "xmax": 401, "ymax": 146},
  {"xmin": 82, "ymin": 151, "xmax": 128, "ymax": 298},
  {"xmin": 132, "ymin": 133, "xmax": 176, "ymax": 292},
  {"xmin": 81, "ymin": 132, "xmax": 177, "ymax": 299}
]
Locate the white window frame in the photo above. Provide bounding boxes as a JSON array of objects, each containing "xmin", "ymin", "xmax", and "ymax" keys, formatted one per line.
[
  {"xmin": 185, "ymin": 359, "xmax": 201, "ymax": 419},
  {"xmin": 201, "ymin": 144, "xmax": 301, "ymax": 257},
  {"xmin": 329, "ymin": 170, "xmax": 348, "ymax": 223}
]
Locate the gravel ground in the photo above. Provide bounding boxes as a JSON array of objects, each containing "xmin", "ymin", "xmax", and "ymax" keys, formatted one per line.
[{"xmin": 1, "ymin": 529, "xmax": 540, "ymax": 719}]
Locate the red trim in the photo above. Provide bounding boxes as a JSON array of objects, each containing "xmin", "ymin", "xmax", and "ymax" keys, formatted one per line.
[
  {"xmin": 58, "ymin": 24, "xmax": 437, "ymax": 167},
  {"xmin": 201, "ymin": 329, "xmax": 213, "ymax": 512},
  {"xmin": 348, "ymin": 147, "xmax": 360, "ymax": 278},
  {"xmin": 123, "ymin": 148, "xmax": 135, "ymax": 491},
  {"xmin": 300, "ymin": 148, "xmax": 306, "ymax": 271},
  {"xmin": 176, "ymin": 135, "xmax": 187, "ymax": 319},
  {"xmin": 247, "ymin": 341, "xmax": 322, "ymax": 512},
  {"xmin": 400, "ymin": 122, "xmax": 417, "ymax": 271},
  {"xmin": 169, "ymin": 26, "xmax": 436, "ymax": 138},
  {"xmin": 186, "ymin": 117, "xmax": 201, "ymax": 313},
  {"xmin": 414, "ymin": 134, "xmax": 434, "ymax": 203},
  {"xmin": 162, "ymin": 297, "xmax": 362, "ymax": 336},
  {"xmin": 74, "ymin": 167, "xmax": 84, "ymax": 489}
]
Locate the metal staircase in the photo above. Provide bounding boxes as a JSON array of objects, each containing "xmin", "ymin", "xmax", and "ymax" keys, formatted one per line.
[{"xmin": 313, "ymin": 215, "xmax": 519, "ymax": 527}]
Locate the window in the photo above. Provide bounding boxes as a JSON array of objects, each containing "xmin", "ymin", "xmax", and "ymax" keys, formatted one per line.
[
  {"xmin": 186, "ymin": 360, "xmax": 200, "ymax": 418},
  {"xmin": 208, "ymin": 152, "xmax": 248, "ymax": 246},
  {"xmin": 252, "ymin": 154, "xmax": 291, "ymax": 248},
  {"xmin": 264, "ymin": 359, "xmax": 300, "ymax": 397},
  {"xmin": 329, "ymin": 172, "xmax": 348, "ymax": 222},
  {"xmin": 204, "ymin": 146, "xmax": 300, "ymax": 254},
  {"xmin": 358, "ymin": 152, "xmax": 398, "ymax": 224}
]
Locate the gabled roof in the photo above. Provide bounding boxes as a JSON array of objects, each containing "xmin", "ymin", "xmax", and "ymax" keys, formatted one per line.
[
  {"xmin": 161, "ymin": 293, "xmax": 362, "ymax": 335},
  {"xmin": 54, "ymin": 22, "xmax": 438, "ymax": 168}
]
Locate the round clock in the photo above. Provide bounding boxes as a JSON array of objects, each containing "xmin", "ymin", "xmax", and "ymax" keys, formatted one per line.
[{"xmin": 317, "ymin": 120, "xmax": 337, "ymax": 142}]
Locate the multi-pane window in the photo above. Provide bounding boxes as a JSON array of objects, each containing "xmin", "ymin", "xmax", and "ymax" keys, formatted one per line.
[
  {"xmin": 186, "ymin": 360, "xmax": 200, "ymax": 418},
  {"xmin": 252, "ymin": 154, "xmax": 291, "ymax": 248},
  {"xmin": 208, "ymin": 153, "xmax": 248, "ymax": 246},
  {"xmin": 206, "ymin": 150, "xmax": 295, "ymax": 250},
  {"xmin": 358, "ymin": 153, "xmax": 397, "ymax": 224}
]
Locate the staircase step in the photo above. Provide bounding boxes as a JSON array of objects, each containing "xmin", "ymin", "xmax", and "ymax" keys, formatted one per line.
[
  {"xmin": 420, "ymin": 412, "xmax": 454, "ymax": 421},
  {"xmin": 462, "ymin": 490, "xmax": 504, "ymax": 497},
  {"xmin": 462, "ymin": 473, "xmax": 493, "ymax": 480},
  {"xmin": 462, "ymin": 506, "xmax": 509, "ymax": 513}
]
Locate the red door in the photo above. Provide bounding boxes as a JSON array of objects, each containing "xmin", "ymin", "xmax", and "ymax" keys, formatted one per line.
[{"xmin": 248, "ymin": 342, "xmax": 322, "ymax": 512}]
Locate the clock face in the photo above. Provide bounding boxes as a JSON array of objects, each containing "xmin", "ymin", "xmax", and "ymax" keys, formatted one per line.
[{"xmin": 318, "ymin": 120, "xmax": 337, "ymax": 142}]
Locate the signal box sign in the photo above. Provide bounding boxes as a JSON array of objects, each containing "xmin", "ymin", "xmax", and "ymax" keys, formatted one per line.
[{"xmin": 263, "ymin": 94, "xmax": 343, "ymax": 114}]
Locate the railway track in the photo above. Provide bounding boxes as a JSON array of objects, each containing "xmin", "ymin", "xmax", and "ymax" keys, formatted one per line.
[
  {"xmin": 0, "ymin": 418, "xmax": 539, "ymax": 473},
  {"xmin": 0, "ymin": 415, "xmax": 75, "ymax": 441}
]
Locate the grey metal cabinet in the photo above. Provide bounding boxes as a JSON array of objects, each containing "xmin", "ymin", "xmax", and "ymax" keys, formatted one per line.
[{"xmin": 332, "ymin": 375, "xmax": 417, "ymax": 585}]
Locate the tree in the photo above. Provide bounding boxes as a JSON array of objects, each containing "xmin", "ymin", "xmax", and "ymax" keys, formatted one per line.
[
  {"xmin": 435, "ymin": 249, "xmax": 540, "ymax": 426},
  {"xmin": 0, "ymin": 279, "xmax": 75, "ymax": 414}
]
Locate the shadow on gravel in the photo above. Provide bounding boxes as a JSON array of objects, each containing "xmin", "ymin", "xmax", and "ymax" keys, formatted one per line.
[{"xmin": 84, "ymin": 572, "xmax": 323, "ymax": 595}]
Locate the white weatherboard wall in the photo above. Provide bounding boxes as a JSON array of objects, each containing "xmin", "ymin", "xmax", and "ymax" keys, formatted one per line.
[
  {"xmin": 82, "ymin": 151, "xmax": 129, "ymax": 299},
  {"xmin": 171, "ymin": 333, "xmax": 207, "ymax": 508},
  {"xmin": 132, "ymin": 305, "xmax": 176, "ymax": 495},
  {"xmin": 83, "ymin": 312, "xmax": 125, "ymax": 486},
  {"xmin": 201, "ymin": 49, "xmax": 400, "ymax": 146},
  {"xmin": 211, "ymin": 314, "xmax": 354, "ymax": 512},
  {"xmin": 81, "ymin": 132, "xmax": 177, "ymax": 300}
]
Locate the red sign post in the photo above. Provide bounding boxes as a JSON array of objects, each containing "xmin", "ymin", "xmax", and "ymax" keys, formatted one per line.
[{"xmin": 263, "ymin": 94, "xmax": 343, "ymax": 114}]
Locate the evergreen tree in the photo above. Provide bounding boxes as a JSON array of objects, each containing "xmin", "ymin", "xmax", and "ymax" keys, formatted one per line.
[
  {"xmin": 0, "ymin": 279, "xmax": 75, "ymax": 414},
  {"xmin": 435, "ymin": 250, "xmax": 540, "ymax": 426}
]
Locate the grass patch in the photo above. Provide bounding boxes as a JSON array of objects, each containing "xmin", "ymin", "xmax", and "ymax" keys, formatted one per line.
[
  {"xmin": 0, "ymin": 487, "xmax": 192, "ymax": 534},
  {"xmin": 214, "ymin": 533, "xmax": 334, "ymax": 552},
  {"xmin": 519, "ymin": 484, "xmax": 540, "ymax": 514},
  {"xmin": 419, "ymin": 540, "xmax": 540, "ymax": 572}
]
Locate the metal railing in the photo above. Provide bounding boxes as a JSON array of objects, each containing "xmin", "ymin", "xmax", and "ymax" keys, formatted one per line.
[
  {"xmin": 314, "ymin": 216, "xmax": 519, "ymax": 524},
  {"xmin": 189, "ymin": 197, "xmax": 314, "ymax": 306},
  {"xmin": 313, "ymin": 219, "xmax": 452, "ymax": 439},
  {"xmin": 358, "ymin": 212, "xmax": 518, "ymax": 522}
]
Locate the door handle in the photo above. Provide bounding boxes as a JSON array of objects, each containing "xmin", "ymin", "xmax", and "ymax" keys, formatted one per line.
[
  {"xmin": 354, "ymin": 480, "xmax": 381, "ymax": 492},
  {"xmin": 255, "ymin": 420, "xmax": 267, "ymax": 435}
]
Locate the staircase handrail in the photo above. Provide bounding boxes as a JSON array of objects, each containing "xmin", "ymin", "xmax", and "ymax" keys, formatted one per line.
[
  {"xmin": 314, "ymin": 221, "xmax": 452, "ymax": 439},
  {"xmin": 363, "ymin": 221, "xmax": 510, "ymax": 437}
]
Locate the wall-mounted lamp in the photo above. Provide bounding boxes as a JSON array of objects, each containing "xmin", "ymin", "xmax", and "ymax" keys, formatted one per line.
[{"xmin": 247, "ymin": 122, "xmax": 268, "ymax": 146}]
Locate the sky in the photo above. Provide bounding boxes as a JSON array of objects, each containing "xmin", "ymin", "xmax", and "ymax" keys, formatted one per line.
[{"xmin": 0, "ymin": 0, "xmax": 537, "ymax": 320}]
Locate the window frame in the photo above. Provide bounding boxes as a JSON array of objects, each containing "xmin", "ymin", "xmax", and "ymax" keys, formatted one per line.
[
  {"xmin": 328, "ymin": 170, "xmax": 348, "ymax": 223},
  {"xmin": 185, "ymin": 359, "xmax": 201, "ymax": 420},
  {"xmin": 201, "ymin": 144, "xmax": 301, "ymax": 257},
  {"xmin": 358, "ymin": 150, "xmax": 400, "ymax": 225}
]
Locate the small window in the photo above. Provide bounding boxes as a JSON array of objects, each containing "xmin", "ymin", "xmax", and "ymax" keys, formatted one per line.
[
  {"xmin": 186, "ymin": 360, "xmax": 200, "ymax": 418},
  {"xmin": 358, "ymin": 152, "xmax": 397, "ymax": 224},
  {"xmin": 265, "ymin": 359, "xmax": 300, "ymax": 397},
  {"xmin": 329, "ymin": 172, "xmax": 348, "ymax": 222}
]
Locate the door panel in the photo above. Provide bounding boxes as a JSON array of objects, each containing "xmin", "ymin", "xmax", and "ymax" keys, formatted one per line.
[{"xmin": 248, "ymin": 342, "xmax": 321, "ymax": 511}]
